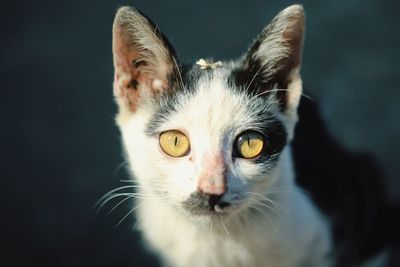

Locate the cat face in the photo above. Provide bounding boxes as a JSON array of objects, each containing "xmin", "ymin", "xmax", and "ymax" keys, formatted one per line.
[{"xmin": 112, "ymin": 5, "xmax": 305, "ymax": 224}]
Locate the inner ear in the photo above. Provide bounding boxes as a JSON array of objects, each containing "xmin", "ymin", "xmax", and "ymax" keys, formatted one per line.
[
  {"xmin": 234, "ymin": 5, "xmax": 305, "ymax": 112},
  {"xmin": 112, "ymin": 6, "xmax": 179, "ymax": 112}
]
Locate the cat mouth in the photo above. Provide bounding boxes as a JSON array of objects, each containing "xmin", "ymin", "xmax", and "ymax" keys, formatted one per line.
[
  {"xmin": 181, "ymin": 192, "xmax": 232, "ymax": 216},
  {"xmin": 204, "ymin": 202, "xmax": 230, "ymax": 215},
  {"xmin": 188, "ymin": 208, "xmax": 228, "ymax": 217}
]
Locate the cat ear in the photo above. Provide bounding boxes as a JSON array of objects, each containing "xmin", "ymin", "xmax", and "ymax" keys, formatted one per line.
[
  {"xmin": 236, "ymin": 5, "xmax": 305, "ymax": 115},
  {"xmin": 112, "ymin": 6, "xmax": 179, "ymax": 113}
]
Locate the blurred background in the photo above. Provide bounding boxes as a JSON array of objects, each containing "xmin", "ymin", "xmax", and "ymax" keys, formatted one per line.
[{"xmin": 1, "ymin": 0, "xmax": 399, "ymax": 266}]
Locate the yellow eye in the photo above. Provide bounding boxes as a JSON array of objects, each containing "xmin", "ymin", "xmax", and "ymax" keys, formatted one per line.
[
  {"xmin": 235, "ymin": 131, "xmax": 264, "ymax": 159},
  {"xmin": 159, "ymin": 130, "xmax": 190, "ymax": 157}
]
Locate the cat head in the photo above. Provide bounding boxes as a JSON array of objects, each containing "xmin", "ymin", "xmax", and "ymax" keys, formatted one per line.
[{"xmin": 112, "ymin": 5, "xmax": 305, "ymax": 225}]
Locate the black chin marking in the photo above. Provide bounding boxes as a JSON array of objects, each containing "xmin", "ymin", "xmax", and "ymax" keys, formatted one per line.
[
  {"xmin": 182, "ymin": 191, "xmax": 229, "ymax": 214},
  {"xmin": 207, "ymin": 194, "xmax": 223, "ymax": 210}
]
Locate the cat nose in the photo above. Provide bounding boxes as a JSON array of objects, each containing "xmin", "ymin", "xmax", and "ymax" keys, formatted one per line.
[
  {"xmin": 197, "ymin": 151, "xmax": 227, "ymax": 195},
  {"xmin": 198, "ymin": 175, "xmax": 226, "ymax": 196}
]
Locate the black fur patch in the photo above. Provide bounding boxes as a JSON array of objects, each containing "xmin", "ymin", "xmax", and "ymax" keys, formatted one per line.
[
  {"xmin": 254, "ymin": 122, "xmax": 287, "ymax": 164},
  {"xmin": 230, "ymin": 119, "xmax": 287, "ymax": 165},
  {"xmin": 182, "ymin": 191, "xmax": 228, "ymax": 213},
  {"xmin": 292, "ymin": 96, "xmax": 396, "ymax": 266},
  {"xmin": 144, "ymin": 64, "xmax": 198, "ymax": 136},
  {"xmin": 229, "ymin": 60, "xmax": 290, "ymax": 111}
]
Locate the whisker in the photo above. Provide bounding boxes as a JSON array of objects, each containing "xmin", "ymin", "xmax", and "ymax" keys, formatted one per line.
[
  {"xmin": 253, "ymin": 88, "xmax": 313, "ymax": 101},
  {"xmin": 219, "ymin": 216, "xmax": 231, "ymax": 236},
  {"xmin": 252, "ymin": 199, "xmax": 286, "ymax": 222},
  {"xmin": 96, "ymin": 192, "xmax": 164, "ymax": 215},
  {"xmin": 246, "ymin": 191, "xmax": 294, "ymax": 224},
  {"xmin": 94, "ymin": 184, "xmax": 159, "ymax": 210},
  {"xmin": 113, "ymin": 161, "xmax": 129, "ymax": 178},
  {"xmin": 245, "ymin": 64, "xmax": 264, "ymax": 92},
  {"xmin": 94, "ymin": 185, "xmax": 137, "ymax": 208},
  {"xmin": 247, "ymin": 204, "xmax": 278, "ymax": 233},
  {"xmin": 247, "ymin": 192, "xmax": 280, "ymax": 211},
  {"xmin": 115, "ymin": 200, "xmax": 148, "ymax": 227},
  {"xmin": 106, "ymin": 194, "xmax": 135, "ymax": 215},
  {"xmin": 95, "ymin": 193, "xmax": 133, "ymax": 215},
  {"xmin": 172, "ymin": 56, "xmax": 185, "ymax": 90},
  {"xmin": 105, "ymin": 192, "xmax": 169, "ymax": 218}
]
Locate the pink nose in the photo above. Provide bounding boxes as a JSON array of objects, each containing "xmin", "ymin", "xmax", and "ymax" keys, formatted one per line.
[
  {"xmin": 198, "ymin": 175, "xmax": 226, "ymax": 195},
  {"xmin": 197, "ymin": 151, "xmax": 226, "ymax": 195}
]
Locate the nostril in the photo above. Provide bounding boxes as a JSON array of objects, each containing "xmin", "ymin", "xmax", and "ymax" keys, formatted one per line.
[
  {"xmin": 208, "ymin": 194, "xmax": 223, "ymax": 209},
  {"xmin": 207, "ymin": 195, "xmax": 230, "ymax": 211}
]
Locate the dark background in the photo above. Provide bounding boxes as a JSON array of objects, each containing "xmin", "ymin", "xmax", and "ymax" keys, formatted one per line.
[{"xmin": 2, "ymin": 0, "xmax": 399, "ymax": 266}]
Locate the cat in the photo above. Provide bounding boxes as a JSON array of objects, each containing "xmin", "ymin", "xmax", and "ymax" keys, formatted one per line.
[{"xmin": 107, "ymin": 4, "xmax": 395, "ymax": 267}]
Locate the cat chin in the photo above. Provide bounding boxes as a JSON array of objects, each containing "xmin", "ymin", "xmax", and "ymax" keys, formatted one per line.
[
  {"xmin": 178, "ymin": 204, "xmax": 243, "ymax": 226},
  {"xmin": 183, "ymin": 213, "xmax": 233, "ymax": 231}
]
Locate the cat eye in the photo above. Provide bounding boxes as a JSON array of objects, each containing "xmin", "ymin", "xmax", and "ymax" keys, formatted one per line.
[
  {"xmin": 159, "ymin": 130, "xmax": 190, "ymax": 157},
  {"xmin": 234, "ymin": 131, "xmax": 265, "ymax": 159}
]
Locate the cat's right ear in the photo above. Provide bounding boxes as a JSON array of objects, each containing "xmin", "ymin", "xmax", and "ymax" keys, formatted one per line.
[{"xmin": 112, "ymin": 6, "xmax": 179, "ymax": 114}]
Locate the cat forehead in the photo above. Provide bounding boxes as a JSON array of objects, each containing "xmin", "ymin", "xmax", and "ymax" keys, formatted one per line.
[
  {"xmin": 171, "ymin": 69, "xmax": 248, "ymax": 132},
  {"xmin": 145, "ymin": 65, "xmax": 282, "ymax": 136}
]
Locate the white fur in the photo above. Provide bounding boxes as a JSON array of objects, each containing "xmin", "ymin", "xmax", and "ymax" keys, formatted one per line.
[
  {"xmin": 279, "ymin": 67, "xmax": 303, "ymax": 140},
  {"xmin": 117, "ymin": 69, "xmax": 333, "ymax": 267}
]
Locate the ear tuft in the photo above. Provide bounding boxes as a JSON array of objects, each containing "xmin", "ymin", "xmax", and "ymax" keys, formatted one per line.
[{"xmin": 112, "ymin": 6, "xmax": 178, "ymax": 113}]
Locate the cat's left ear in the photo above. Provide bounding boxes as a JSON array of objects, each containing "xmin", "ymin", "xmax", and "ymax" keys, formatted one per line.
[
  {"xmin": 112, "ymin": 6, "xmax": 179, "ymax": 114},
  {"xmin": 236, "ymin": 5, "xmax": 305, "ymax": 119}
]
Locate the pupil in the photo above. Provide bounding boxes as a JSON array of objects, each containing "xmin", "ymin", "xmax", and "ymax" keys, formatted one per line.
[
  {"xmin": 174, "ymin": 136, "xmax": 178, "ymax": 146},
  {"xmin": 247, "ymin": 136, "xmax": 251, "ymax": 147}
]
